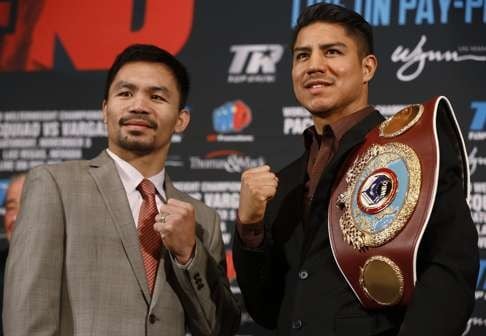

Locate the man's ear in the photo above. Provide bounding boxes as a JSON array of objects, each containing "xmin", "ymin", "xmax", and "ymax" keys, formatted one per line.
[
  {"xmin": 362, "ymin": 54, "xmax": 378, "ymax": 83},
  {"xmin": 174, "ymin": 108, "xmax": 190, "ymax": 133},
  {"xmin": 102, "ymin": 100, "xmax": 108, "ymax": 124}
]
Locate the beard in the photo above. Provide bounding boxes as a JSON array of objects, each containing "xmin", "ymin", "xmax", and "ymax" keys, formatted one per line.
[
  {"xmin": 115, "ymin": 114, "xmax": 160, "ymax": 154},
  {"xmin": 117, "ymin": 132, "xmax": 156, "ymax": 155}
]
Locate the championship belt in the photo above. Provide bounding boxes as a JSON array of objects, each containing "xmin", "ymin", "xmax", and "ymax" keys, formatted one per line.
[{"xmin": 328, "ymin": 96, "xmax": 469, "ymax": 309}]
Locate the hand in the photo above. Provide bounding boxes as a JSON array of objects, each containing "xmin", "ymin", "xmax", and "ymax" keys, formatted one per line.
[
  {"xmin": 238, "ymin": 165, "xmax": 278, "ymax": 224},
  {"xmin": 154, "ymin": 199, "xmax": 196, "ymax": 265}
]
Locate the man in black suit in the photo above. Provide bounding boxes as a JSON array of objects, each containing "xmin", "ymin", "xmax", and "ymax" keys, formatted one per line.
[{"xmin": 233, "ymin": 3, "xmax": 478, "ymax": 335}]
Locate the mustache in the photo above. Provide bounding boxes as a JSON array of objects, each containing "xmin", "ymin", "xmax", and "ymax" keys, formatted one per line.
[{"xmin": 119, "ymin": 115, "xmax": 158, "ymax": 129}]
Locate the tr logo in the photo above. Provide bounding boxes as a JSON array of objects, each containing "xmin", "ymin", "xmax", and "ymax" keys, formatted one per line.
[{"xmin": 228, "ymin": 44, "xmax": 284, "ymax": 83}]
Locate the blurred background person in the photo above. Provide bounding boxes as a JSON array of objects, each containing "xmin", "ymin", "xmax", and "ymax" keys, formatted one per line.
[
  {"xmin": 3, "ymin": 173, "xmax": 26, "ymax": 241},
  {"xmin": 1, "ymin": 173, "xmax": 26, "ymax": 336}
]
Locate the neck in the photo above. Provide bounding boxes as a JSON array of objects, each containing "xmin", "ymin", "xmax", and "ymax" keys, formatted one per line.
[
  {"xmin": 109, "ymin": 146, "xmax": 168, "ymax": 177},
  {"xmin": 312, "ymin": 100, "xmax": 369, "ymax": 134}
]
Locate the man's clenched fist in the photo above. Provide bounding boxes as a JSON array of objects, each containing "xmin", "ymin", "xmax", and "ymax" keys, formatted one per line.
[
  {"xmin": 154, "ymin": 199, "xmax": 196, "ymax": 265},
  {"xmin": 238, "ymin": 165, "xmax": 278, "ymax": 224}
]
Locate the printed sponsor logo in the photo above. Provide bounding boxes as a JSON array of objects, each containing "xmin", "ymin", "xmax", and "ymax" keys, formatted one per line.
[
  {"xmin": 391, "ymin": 35, "xmax": 486, "ymax": 81},
  {"xmin": 291, "ymin": 1, "xmax": 486, "ymax": 27},
  {"xmin": 228, "ymin": 44, "xmax": 284, "ymax": 83},
  {"xmin": 469, "ymin": 101, "xmax": 486, "ymax": 141},
  {"xmin": 165, "ymin": 155, "xmax": 184, "ymax": 168},
  {"xmin": 0, "ymin": 0, "xmax": 194, "ymax": 71},
  {"xmin": 462, "ymin": 317, "xmax": 486, "ymax": 336},
  {"xmin": 189, "ymin": 150, "xmax": 265, "ymax": 173},
  {"xmin": 462, "ymin": 260, "xmax": 486, "ymax": 334},
  {"xmin": 469, "ymin": 182, "xmax": 486, "ymax": 249},
  {"xmin": 0, "ymin": 178, "xmax": 9, "ymax": 215},
  {"xmin": 468, "ymin": 147, "xmax": 486, "ymax": 176},
  {"xmin": 282, "ymin": 106, "xmax": 312, "ymax": 135},
  {"xmin": 207, "ymin": 100, "xmax": 254, "ymax": 142}
]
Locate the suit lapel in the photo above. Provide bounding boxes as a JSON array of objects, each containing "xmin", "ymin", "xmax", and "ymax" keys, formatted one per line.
[
  {"xmin": 88, "ymin": 151, "xmax": 151, "ymax": 303},
  {"xmin": 302, "ymin": 111, "xmax": 385, "ymax": 258}
]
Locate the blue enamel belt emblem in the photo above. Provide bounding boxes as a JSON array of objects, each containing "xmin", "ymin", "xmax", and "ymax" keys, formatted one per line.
[{"xmin": 337, "ymin": 142, "xmax": 421, "ymax": 250}]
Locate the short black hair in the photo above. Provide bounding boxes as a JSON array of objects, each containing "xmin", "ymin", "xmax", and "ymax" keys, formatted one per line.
[
  {"xmin": 104, "ymin": 44, "xmax": 190, "ymax": 109},
  {"xmin": 291, "ymin": 3, "xmax": 374, "ymax": 58}
]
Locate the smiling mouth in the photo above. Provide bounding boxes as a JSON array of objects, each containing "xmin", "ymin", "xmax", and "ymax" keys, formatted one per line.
[
  {"xmin": 304, "ymin": 80, "xmax": 333, "ymax": 90},
  {"xmin": 119, "ymin": 116, "xmax": 157, "ymax": 129},
  {"xmin": 124, "ymin": 121, "xmax": 151, "ymax": 128}
]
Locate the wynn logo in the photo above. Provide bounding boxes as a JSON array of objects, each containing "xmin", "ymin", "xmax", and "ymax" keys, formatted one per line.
[
  {"xmin": 391, "ymin": 35, "xmax": 486, "ymax": 82},
  {"xmin": 468, "ymin": 147, "xmax": 486, "ymax": 175}
]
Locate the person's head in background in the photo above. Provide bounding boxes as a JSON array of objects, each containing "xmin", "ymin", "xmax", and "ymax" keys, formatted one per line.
[{"xmin": 4, "ymin": 174, "xmax": 26, "ymax": 241}]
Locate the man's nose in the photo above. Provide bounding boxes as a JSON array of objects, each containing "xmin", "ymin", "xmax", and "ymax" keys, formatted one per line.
[
  {"xmin": 130, "ymin": 93, "xmax": 150, "ymax": 113},
  {"xmin": 307, "ymin": 53, "xmax": 326, "ymax": 74}
]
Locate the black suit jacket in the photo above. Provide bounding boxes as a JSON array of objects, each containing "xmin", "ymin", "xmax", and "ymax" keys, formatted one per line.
[{"xmin": 233, "ymin": 110, "xmax": 478, "ymax": 336}]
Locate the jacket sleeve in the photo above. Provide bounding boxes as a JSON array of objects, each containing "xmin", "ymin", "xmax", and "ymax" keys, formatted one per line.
[
  {"xmin": 169, "ymin": 209, "xmax": 241, "ymax": 335},
  {"xmin": 232, "ymin": 226, "xmax": 287, "ymax": 330},
  {"xmin": 398, "ymin": 120, "xmax": 479, "ymax": 336},
  {"xmin": 3, "ymin": 166, "xmax": 65, "ymax": 336}
]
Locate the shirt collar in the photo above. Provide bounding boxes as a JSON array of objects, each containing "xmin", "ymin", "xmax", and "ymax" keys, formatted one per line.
[
  {"xmin": 303, "ymin": 105, "xmax": 376, "ymax": 150},
  {"xmin": 106, "ymin": 149, "xmax": 166, "ymax": 200}
]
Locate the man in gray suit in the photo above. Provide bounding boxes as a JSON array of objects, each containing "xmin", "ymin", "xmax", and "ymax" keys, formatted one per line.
[{"xmin": 3, "ymin": 44, "xmax": 241, "ymax": 336}]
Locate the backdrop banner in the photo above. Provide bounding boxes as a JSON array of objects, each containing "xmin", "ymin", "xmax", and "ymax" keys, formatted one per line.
[{"xmin": 0, "ymin": 1, "xmax": 485, "ymax": 335}]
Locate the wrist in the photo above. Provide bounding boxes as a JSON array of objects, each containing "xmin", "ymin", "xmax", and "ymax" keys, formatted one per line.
[
  {"xmin": 237, "ymin": 211, "xmax": 264, "ymax": 225},
  {"xmin": 175, "ymin": 241, "xmax": 196, "ymax": 265}
]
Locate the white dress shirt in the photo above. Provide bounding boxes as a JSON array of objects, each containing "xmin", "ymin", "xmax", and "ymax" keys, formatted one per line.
[
  {"xmin": 106, "ymin": 149, "xmax": 194, "ymax": 268},
  {"xmin": 106, "ymin": 149, "xmax": 166, "ymax": 227}
]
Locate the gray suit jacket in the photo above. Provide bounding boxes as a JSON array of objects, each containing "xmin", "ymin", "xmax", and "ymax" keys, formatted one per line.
[{"xmin": 3, "ymin": 151, "xmax": 240, "ymax": 336}]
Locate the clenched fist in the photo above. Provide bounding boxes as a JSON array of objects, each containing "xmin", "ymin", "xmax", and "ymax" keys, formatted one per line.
[
  {"xmin": 239, "ymin": 165, "xmax": 278, "ymax": 224},
  {"xmin": 154, "ymin": 199, "xmax": 196, "ymax": 265}
]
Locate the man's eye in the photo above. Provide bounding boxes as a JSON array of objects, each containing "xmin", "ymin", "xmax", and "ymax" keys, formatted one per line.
[
  {"xmin": 118, "ymin": 91, "xmax": 132, "ymax": 97},
  {"xmin": 327, "ymin": 49, "xmax": 341, "ymax": 55},
  {"xmin": 295, "ymin": 53, "xmax": 308, "ymax": 61},
  {"xmin": 152, "ymin": 95, "xmax": 166, "ymax": 102}
]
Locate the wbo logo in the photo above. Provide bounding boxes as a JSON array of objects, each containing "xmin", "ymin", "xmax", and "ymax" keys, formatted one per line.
[{"xmin": 212, "ymin": 100, "xmax": 252, "ymax": 133}]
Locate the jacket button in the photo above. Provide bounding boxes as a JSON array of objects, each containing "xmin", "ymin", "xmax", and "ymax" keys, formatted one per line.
[
  {"xmin": 149, "ymin": 314, "xmax": 157, "ymax": 324},
  {"xmin": 298, "ymin": 270, "xmax": 309, "ymax": 280},
  {"xmin": 292, "ymin": 319, "xmax": 303, "ymax": 329}
]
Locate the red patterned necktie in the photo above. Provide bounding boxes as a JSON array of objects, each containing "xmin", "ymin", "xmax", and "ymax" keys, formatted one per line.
[{"xmin": 137, "ymin": 179, "xmax": 162, "ymax": 295}]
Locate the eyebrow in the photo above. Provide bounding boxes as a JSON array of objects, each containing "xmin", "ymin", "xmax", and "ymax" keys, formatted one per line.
[
  {"xmin": 112, "ymin": 81, "xmax": 171, "ymax": 96},
  {"xmin": 293, "ymin": 42, "xmax": 347, "ymax": 54}
]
